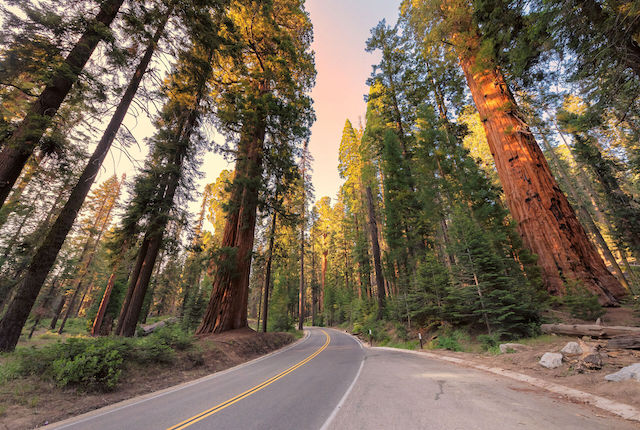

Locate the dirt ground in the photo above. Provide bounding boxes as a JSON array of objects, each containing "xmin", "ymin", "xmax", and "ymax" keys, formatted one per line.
[{"xmin": 0, "ymin": 329, "xmax": 295, "ymax": 430}]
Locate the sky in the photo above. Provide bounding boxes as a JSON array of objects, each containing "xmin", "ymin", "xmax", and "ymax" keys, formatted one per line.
[
  {"xmin": 305, "ymin": 0, "xmax": 400, "ymax": 202},
  {"xmin": 98, "ymin": 0, "xmax": 402, "ymax": 222}
]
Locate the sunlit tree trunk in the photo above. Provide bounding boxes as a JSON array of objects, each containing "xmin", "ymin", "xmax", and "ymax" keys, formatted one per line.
[
  {"xmin": 457, "ymin": 47, "xmax": 626, "ymax": 304},
  {"xmin": 197, "ymin": 103, "xmax": 267, "ymax": 334},
  {"xmin": 366, "ymin": 186, "xmax": 386, "ymax": 319}
]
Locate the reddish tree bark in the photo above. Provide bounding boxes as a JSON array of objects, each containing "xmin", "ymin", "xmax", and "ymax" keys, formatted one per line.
[
  {"xmin": 366, "ymin": 186, "xmax": 386, "ymax": 319},
  {"xmin": 0, "ymin": 0, "xmax": 125, "ymax": 208},
  {"xmin": 91, "ymin": 272, "xmax": 116, "ymax": 336},
  {"xmin": 261, "ymin": 210, "xmax": 277, "ymax": 333},
  {"xmin": 458, "ymin": 49, "xmax": 626, "ymax": 304},
  {"xmin": 197, "ymin": 114, "xmax": 266, "ymax": 335}
]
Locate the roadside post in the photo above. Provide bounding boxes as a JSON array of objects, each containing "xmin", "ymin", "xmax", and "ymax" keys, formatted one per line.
[
  {"xmin": 369, "ymin": 329, "xmax": 373, "ymax": 347},
  {"xmin": 419, "ymin": 332, "xmax": 423, "ymax": 349}
]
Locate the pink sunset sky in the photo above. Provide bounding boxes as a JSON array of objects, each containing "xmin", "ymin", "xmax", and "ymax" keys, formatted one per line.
[{"xmin": 305, "ymin": 0, "xmax": 400, "ymax": 201}]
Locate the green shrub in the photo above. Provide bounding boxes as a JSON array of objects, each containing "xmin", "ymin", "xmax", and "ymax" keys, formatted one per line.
[
  {"xmin": 435, "ymin": 330, "xmax": 469, "ymax": 352},
  {"xmin": 564, "ymin": 281, "xmax": 605, "ymax": 321},
  {"xmin": 477, "ymin": 333, "xmax": 500, "ymax": 352},
  {"xmin": 152, "ymin": 325, "xmax": 194, "ymax": 351},
  {"xmin": 51, "ymin": 345, "xmax": 123, "ymax": 391},
  {"xmin": 394, "ymin": 322, "xmax": 409, "ymax": 341},
  {"xmin": 130, "ymin": 338, "xmax": 175, "ymax": 364}
]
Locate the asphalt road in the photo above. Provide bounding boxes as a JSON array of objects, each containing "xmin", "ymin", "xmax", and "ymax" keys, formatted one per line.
[{"xmin": 47, "ymin": 328, "xmax": 636, "ymax": 430}]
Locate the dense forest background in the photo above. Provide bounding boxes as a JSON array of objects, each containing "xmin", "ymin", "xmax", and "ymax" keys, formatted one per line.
[{"xmin": 0, "ymin": 0, "xmax": 639, "ymax": 356}]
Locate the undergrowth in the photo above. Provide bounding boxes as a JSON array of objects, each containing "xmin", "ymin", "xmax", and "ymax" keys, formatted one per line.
[{"xmin": 1, "ymin": 324, "xmax": 194, "ymax": 392}]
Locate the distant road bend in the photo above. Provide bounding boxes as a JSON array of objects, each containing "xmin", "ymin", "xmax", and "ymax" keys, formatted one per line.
[{"xmin": 47, "ymin": 328, "xmax": 635, "ymax": 430}]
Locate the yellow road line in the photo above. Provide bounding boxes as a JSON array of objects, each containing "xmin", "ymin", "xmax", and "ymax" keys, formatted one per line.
[{"xmin": 166, "ymin": 329, "xmax": 331, "ymax": 430}]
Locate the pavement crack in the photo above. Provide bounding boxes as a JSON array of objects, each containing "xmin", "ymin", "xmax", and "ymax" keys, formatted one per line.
[{"xmin": 435, "ymin": 380, "xmax": 445, "ymax": 401}]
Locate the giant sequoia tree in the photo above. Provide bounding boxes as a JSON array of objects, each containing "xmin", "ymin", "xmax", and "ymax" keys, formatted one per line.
[
  {"xmin": 197, "ymin": 0, "xmax": 315, "ymax": 334},
  {"xmin": 402, "ymin": 0, "xmax": 627, "ymax": 304}
]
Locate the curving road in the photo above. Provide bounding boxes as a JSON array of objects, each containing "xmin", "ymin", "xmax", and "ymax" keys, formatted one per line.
[{"xmin": 45, "ymin": 328, "xmax": 635, "ymax": 430}]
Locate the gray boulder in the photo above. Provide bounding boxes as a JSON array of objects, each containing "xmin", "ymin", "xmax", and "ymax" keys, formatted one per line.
[
  {"xmin": 499, "ymin": 343, "xmax": 530, "ymax": 354},
  {"xmin": 560, "ymin": 342, "xmax": 582, "ymax": 356},
  {"xmin": 539, "ymin": 352, "xmax": 563, "ymax": 369},
  {"xmin": 605, "ymin": 363, "xmax": 640, "ymax": 382}
]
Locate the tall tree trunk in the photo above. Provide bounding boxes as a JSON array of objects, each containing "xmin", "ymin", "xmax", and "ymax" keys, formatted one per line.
[
  {"xmin": 457, "ymin": 46, "xmax": 625, "ymax": 304},
  {"xmin": 115, "ymin": 239, "xmax": 150, "ymax": 334},
  {"xmin": 311, "ymin": 237, "xmax": 317, "ymax": 326},
  {"xmin": 118, "ymin": 233, "xmax": 164, "ymax": 336},
  {"xmin": 261, "ymin": 210, "xmax": 277, "ymax": 333},
  {"xmin": 0, "ymin": 14, "xmax": 169, "ymax": 351},
  {"xmin": 320, "ymin": 249, "xmax": 327, "ymax": 313},
  {"xmin": 0, "ymin": 0, "xmax": 125, "ymax": 208},
  {"xmin": 298, "ymin": 144, "xmax": 307, "ymax": 331},
  {"xmin": 198, "ymin": 107, "xmax": 267, "ymax": 334},
  {"xmin": 91, "ymin": 272, "xmax": 117, "ymax": 336},
  {"xmin": 49, "ymin": 293, "xmax": 66, "ymax": 330},
  {"xmin": 117, "ymin": 96, "xmax": 198, "ymax": 337},
  {"xmin": 540, "ymin": 133, "xmax": 630, "ymax": 290},
  {"xmin": 366, "ymin": 186, "xmax": 386, "ymax": 319}
]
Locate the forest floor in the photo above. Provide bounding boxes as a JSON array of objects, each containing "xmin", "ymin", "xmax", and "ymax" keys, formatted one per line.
[
  {"xmin": 356, "ymin": 306, "xmax": 640, "ymax": 412},
  {"xmin": 0, "ymin": 327, "xmax": 296, "ymax": 430}
]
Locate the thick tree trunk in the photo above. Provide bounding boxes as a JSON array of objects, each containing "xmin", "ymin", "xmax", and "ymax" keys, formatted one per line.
[
  {"xmin": 540, "ymin": 134, "xmax": 629, "ymax": 290},
  {"xmin": 366, "ymin": 186, "xmax": 386, "ymax": 319},
  {"xmin": 91, "ymin": 272, "xmax": 116, "ymax": 335},
  {"xmin": 0, "ymin": 15, "xmax": 168, "ymax": 351},
  {"xmin": 457, "ymin": 49, "xmax": 625, "ymax": 304},
  {"xmin": 0, "ymin": 0, "xmax": 125, "ymax": 207},
  {"xmin": 115, "ymin": 239, "xmax": 149, "ymax": 334},
  {"xmin": 541, "ymin": 323, "xmax": 640, "ymax": 338},
  {"xmin": 311, "ymin": 239, "xmax": 317, "ymax": 326},
  {"xmin": 197, "ymin": 113, "xmax": 266, "ymax": 335},
  {"xmin": 261, "ymin": 210, "xmax": 277, "ymax": 333},
  {"xmin": 320, "ymin": 251, "xmax": 327, "ymax": 313},
  {"xmin": 118, "ymin": 233, "xmax": 163, "ymax": 337},
  {"xmin": 298, "ymin": 144, "xmax": 307, "ymax": 331},
  {"xmin": 49, "ymin": 294, "xmax": 66, "ymax": 330}
]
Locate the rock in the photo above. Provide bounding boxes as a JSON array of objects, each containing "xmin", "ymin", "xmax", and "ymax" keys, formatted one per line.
[
  {"xmin": 560, "ymin": 342, "xmax": 583, "ymax": 356},
  {"xmin": 582, "ymin": 353, "xmax": 604, "ymax": 370},
  {"xmin": 605, "ymin": 363, "xmax": 640, "ymax": 382},
  {"xmin": 539, "ymin": 352, "xmax": 563, "ymax": 369},
  {"xmin": 499, "ymin": 343, "xmax": 530, "ymax": 354}
]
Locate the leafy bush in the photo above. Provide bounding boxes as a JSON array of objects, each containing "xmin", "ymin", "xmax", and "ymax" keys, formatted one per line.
[
  {"xmin": 564, "ymin": 281, "xmax": 605, "ymax": 321},
  {"xmin": 477, "ymin": 333, "xmax": 500, "ymax": 352},
  {"xmin": 51, "ymin": 344, "xmax": 123, "ymax": 391},
  {"xmin": 394, "ymin": 322, "xmax": 409, "ymax": 341},
  {"xmin": 435, "ymin": 330, "xmax": 469, "ymax": 352},
  {"xmin": 153, "ymin": 325, "xmax": 194, "ymax": 351},
  {"xmin": 130, "ymin": 338, "xmax": 175, "ymax": 364},
  {"xmin": 8, "ymin": 330, "xmax": 192, "ymax": 391}
]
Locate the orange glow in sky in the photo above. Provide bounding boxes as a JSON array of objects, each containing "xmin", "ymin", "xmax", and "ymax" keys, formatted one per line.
[{"xmin": 306, "ymin": 0, "xmax": 400, "ymax": 202}]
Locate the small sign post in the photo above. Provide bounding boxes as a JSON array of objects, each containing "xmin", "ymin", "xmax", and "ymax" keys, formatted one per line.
[
  {"xmin": 419, "ymin": 332, "xmax": 423, "ymax": 349},
  {"xmin": 369, "ymin": 329, "xmax": 373, "ymax": 347}
]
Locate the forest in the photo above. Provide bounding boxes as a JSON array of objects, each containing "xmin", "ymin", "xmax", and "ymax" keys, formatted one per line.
[{"xmin": 0, "ymin": 0, "xmax": 639, "ymax": 361}]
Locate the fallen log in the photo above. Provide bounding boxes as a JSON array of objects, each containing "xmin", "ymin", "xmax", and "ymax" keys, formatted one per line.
[
  {"xmin": 608, "ymin": 335, "xmax": 640, "ymax": 350},
  {"xmin": 139, "ymin": 317, "xmax": 178, "ymax": 336},
  {"xmin": 541, "ymin": 323, "xmax": 640, "ymax": 339}
]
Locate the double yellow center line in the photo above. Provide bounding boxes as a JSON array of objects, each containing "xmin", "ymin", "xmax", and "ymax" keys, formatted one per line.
[{"xmin": 166, "ymin": 329, "xmax": 331, "ymax": 430}]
